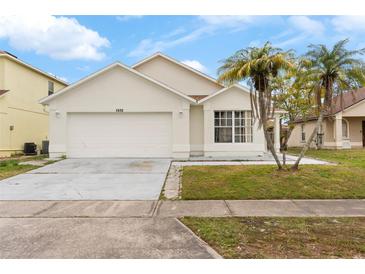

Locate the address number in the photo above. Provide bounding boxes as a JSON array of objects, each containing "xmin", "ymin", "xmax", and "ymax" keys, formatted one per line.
[{"xmin": 116, "ymin": 108, "xmax": 124, "ymax": 112}]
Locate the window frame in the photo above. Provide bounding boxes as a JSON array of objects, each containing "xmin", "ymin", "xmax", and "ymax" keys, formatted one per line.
[
  {"xmin": 48, "ymin": 81, "xmax": 54, "ymax": 96},
  {"xmin": 301, "ymin": 124, "xmax": 306, "ymax": 142},
  {"xmin": 214, "ymin": 111, "xmax": 233, "ymax": 143},
  {"xmin": 342, "ymin": 119, "xmax": 349, "ymax": 139},
  {"xmin": 214, "ymin": 110, "xmax": 253, "ymax": 144}
]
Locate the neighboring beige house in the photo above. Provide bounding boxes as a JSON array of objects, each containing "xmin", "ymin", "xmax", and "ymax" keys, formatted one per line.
[
  {"xmin": 40, "ymin": 52, "xmax": 283, "ymax": 159},
  {"xmin": 288, "ymin": 88, "xmax": 365, "ymax": 149},
  {"xmin": 0, "ymin": 51, "xmax": 68, "ymax": 157}
]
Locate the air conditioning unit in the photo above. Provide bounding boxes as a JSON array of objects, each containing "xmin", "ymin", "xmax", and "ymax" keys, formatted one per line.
[
  {"xmin": 342, "ymin": 140, "xmax": 351, "ymax": 149},
  {"xmin": 24, "ymin": 143, "xmax": 37, "ymax": 155}
]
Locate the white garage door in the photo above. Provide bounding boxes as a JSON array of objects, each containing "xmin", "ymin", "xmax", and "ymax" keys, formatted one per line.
[{"xmin": 67, "ymin": 112, "xmax": 172, "ymax": 158}]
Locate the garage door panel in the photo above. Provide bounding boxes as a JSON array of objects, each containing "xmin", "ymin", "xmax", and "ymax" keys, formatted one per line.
[{"xmin": 67, "ymin": 113, "xmax": 172, "ymax": 158}]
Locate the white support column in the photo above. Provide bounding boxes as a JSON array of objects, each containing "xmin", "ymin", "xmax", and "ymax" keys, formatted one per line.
[
  {"xmin": 202, "ymin": 102, "xmax": 212, "ymax": 155},
  {"xmin": 172, "ymin": 101, "xmax": 190, "ymax": 159},
  {"xmin": 274, "ymin": 113, "xmax": 281, "ymax": 153},
  {"xmin": 334, "ymin": 112, "xmax": 343, "ymax": 149}
]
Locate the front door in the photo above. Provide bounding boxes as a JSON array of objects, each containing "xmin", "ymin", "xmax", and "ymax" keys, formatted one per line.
[{"xmin": 362, "ymin": 121, "xmax": 365, "ymax": 147}]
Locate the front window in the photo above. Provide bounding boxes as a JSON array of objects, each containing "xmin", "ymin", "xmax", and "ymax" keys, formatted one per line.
[
  {"xmin": 214, "ymin": 111, "xmax": 232, "ymax": 143},
  {"xmin": 301, "ymin": 124, "xmax": 306, "ymax": 142},
  {"xmin": 48, "ymin": 81, "xmax": 54, "ymax": 96},
  {"xmin": 214, "ymin": 111, "xmax": 253, "ymax": 143}
]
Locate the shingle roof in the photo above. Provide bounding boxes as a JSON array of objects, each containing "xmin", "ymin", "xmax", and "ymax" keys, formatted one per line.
[
  {"xmin": 329, "ymin": 87, "xmax": 365, "ymax": 114},
  {"xmin": 293, "ymin": 87, "xmax": 365, "ymax": 123}
]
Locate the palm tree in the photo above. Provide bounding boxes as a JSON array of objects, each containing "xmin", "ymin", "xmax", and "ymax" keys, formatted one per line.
[
  {"xmin": 217, "ymin": 42, "xmax": 295, "ymax": 170},
  {"xmin": 291, "ymin": 39, "xmax": 365, "ymax": 170}
]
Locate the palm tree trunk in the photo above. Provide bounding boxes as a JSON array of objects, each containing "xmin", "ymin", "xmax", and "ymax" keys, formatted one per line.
[
  {"xmin": 264, "ymin": 124, "xmax": 283, "ymax": 169},
  {"xmin": 282, "ymin": 127, "xmax": 293, "ymax": 166},
  {"xmin": 291, "ymin": 111, "xmax": 324, "ymax": 170},
  {"xmin": 257, "ymin": 90, "xmax": 282, "ymax": 170}
]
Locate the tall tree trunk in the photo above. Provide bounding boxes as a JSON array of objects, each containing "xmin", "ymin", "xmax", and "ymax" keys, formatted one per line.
[
  {"xmin": 258, "ymin": 90, "xmax": 283, "ymax": 170},
  {"xmin": 290, "ymin": 111, "xmax": 325, "ymax": 170},
  {"xmin": 282, "ymin": 127, "xmax": 293, "ymax": 166}
]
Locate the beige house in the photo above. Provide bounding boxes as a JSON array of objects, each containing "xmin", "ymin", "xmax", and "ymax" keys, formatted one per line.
[
  {"xmin": 288, "ymin": 88, "xmax": 365, "ymax": 149},
  {"xmin": 40, "ymin": 52, "xmax": 283, "ymax": 159},
  {"xmin": 0, "ymin": 51, "xmax": 68, "ymax": 157}
]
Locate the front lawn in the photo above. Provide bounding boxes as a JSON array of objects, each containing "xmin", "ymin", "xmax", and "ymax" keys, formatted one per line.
[
  {"xmin": 181, "ymin": 149, "xmax": 365, "ymax": 200},
  {"xmin": 181, "ymin": 217, "xmax": 365, "ymax": 258},
  {"xmin": 288, "ymin": 148, "xmax": 365, "ymax": 168},
  {"xmin": 181, "ymin": 165, "xmax": 365, "ymax": 199}
]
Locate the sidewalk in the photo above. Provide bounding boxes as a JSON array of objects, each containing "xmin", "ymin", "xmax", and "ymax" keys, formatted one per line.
[
  {"xmin": 0, "ymin": 199, "xmax": 363, "ymax": 218},
  {"xmin": 175, "ymin": 154, "xmax": 332, "ymax": 166}
]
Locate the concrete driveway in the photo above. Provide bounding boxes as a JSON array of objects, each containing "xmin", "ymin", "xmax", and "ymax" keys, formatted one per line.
[
  {"xmin": 0, "ymin": 158, "xmax": 171, "ymax": 200},
  {"xmin": 0, "ymin": 217, "xmax": 219, "ymax": 259}
]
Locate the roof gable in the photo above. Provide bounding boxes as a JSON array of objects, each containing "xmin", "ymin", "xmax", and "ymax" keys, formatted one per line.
[
  {"xmin": 0, "ymin": 52, "xmax": 68, "ymax": 86},
  {"xmin": 39, "ymin": 61, "xmax": 196, "ymax": 104},
  {"xmin": 198, "ymin": 84, "xmax": 251, "ymax": 104},
  {"xmin": 133, "ymin": 52, "xmax": 223, "ymax": 87},
  {"xmin": 132, "ymin": 53, "xmax": 223, "ymax": 96}
]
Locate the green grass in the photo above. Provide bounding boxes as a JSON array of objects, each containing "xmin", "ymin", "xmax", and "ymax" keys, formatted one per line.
[
  {"xmin": 0, "ymin": 160, "xmax": 37, "ymax": 180},
  {"xmin": 288, "ymin": 148, "xmax": 365, "ymax": 168},
  {"xmin": 0, "ymin": 155, "xmax": 54, "ymax": 181},
  {"xmin": 181, "ymin": 165, "xmax": 365, "ymax": 199},
  {"xmin": 181, "ymin": 149, "xmax": 365, "ymax": 200},
  {"xmin": 181, "ymin": 217, "xmax": 365, "ymax": 258}
]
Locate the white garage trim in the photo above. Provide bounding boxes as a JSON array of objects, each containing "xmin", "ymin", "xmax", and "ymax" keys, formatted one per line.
[{"xmin": 66, "ymin": 112, "xmax": 173, "ymax": 158}]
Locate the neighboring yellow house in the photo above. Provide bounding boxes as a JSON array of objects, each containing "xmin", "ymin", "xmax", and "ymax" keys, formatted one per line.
[
  {"xmin": 0, "ymin": 51, "xmax": 68, "ymax": 157},
  {"xmin": 288, "ymin": 88, "xmax": 365, "ymax": 149}
]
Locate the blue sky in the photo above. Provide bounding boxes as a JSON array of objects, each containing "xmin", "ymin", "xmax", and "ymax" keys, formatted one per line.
[{"xmin": 0, "ymin": 15, "xmax": 364, "ymax": 84}]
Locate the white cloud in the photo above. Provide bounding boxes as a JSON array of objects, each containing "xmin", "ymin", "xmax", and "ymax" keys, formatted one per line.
[
  {"xmin": 161, "ymin": 27, "xmax": 186, "ymax": 39},
  {"xmin": 128, "ymin": 39, "xmax": 162, "ymax": 57},
  {"xmin": 76, "ymin": 65, "xmax": 90, "ymax": 71},
  {"xmin": 0, "ymin": 16, "xmax": 110, "ymax": 60},
  {"xmin": 181, "ymin": 60, "xmax": 207, "ymax": 73},
  {"xmin": 129, "ymin": 16, "xmax": 256, "ymax": 58},
  {"xmin": 248, "ymin": 40, "xmax": 261, "ymax": 47},
  {"xmin": 128, "ymin": 27, "xmax": 208, "ymax": 57},
  {"xmin": 272, "ymin": 16, "xmax": 326, "ymax": 48},
  {"xmin": 332, "ymin": 16, "xmax": 365, "ymax": 33},
  {"xmin": 275, "ymin": 34, "xmax": 307, "ymax": 48},
  {"xmin": 116, "ymin": 16, "xmax": 143, "ymax": 22},
  {"xmin": 288, "ymin": 16, "xmax": 325, "ymax": 36}
]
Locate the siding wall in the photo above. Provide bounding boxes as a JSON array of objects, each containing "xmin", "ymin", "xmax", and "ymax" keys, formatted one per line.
[
  {"xmin": 0, "ymin": 56, "xmax": 66, "ymax": 156},
  {"xmin": 190, "ymin": 105, "xmax": 204, "ymax": 156},
  {"xmin": 287, "ymin": 120, "xmax": 318, "ymax": 148},
  {"xmin": 202, "ymin": 86, "xmax": 266, "ymax": 157},
  {"xmin": 47, "ymin": 65, "xmax": 191, "ymax": 159},
  {"xmin": 288, "ymin": 117, "xmax": 364, "ymax": 149}
]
